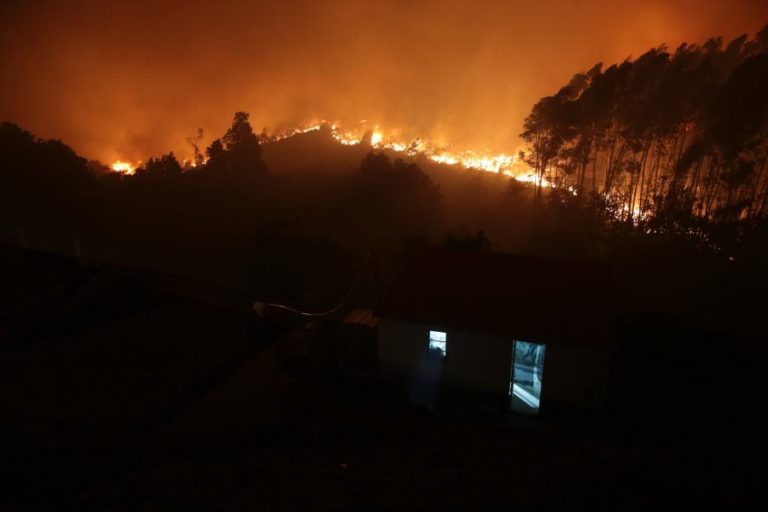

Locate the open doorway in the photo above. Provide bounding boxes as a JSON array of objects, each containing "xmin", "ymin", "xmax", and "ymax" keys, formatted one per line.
[
  {"xmin": 410, "ymin": 330, "xmax": 447, "ymax": 408},
  {"xmin": 509, "ymin": 340, "xmax": 546, "ymax": 414}
]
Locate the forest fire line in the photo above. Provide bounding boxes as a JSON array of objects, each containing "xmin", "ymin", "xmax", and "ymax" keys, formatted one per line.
[
  {"xmin": 110, "ymin": 120, "xmax": 551, "ymax": 187},
  {"xmin": 271, "ymin": 120, "xmax": 551, "ymax": 186}
]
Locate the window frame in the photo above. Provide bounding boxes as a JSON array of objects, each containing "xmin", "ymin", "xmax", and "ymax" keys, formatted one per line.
[{"xmin": 427, "ymin": 330, "xmax": 447, "ymax": 357}]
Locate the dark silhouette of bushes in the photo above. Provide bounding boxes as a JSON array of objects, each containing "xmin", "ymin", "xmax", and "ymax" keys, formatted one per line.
[{"xmin": 0, "ymin": 122, "xmax": 95, "ymax": 233}]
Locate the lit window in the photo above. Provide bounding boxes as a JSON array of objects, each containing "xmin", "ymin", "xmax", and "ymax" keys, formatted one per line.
[{"xmin": 428, "ymin": 330, "xmax": 447, "ymax": 356}]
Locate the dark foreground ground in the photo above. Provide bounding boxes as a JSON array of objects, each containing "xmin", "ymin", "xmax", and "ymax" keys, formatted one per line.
[{"xmin": 1, "ymin": 247, "xmax": 767, "ymax": 510}]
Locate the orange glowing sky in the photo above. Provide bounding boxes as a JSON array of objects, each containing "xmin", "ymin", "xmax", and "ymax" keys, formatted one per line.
[{"xmin": 1, "ymin": 0, "xmax": 766, "ymax": 164}]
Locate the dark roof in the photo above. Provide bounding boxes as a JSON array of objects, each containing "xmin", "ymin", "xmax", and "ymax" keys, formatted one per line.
[
  {"xmin": 380, "ymin": 249, "xmax": 616, "ymax": 347},
  {"xmin": 343, "ymin": 309, "xmax": 380, "ymax": 328}
]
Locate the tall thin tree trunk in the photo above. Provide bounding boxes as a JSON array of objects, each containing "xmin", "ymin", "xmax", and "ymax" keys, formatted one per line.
[{"xmin": 632, "ymin": 140, "xmax": 652, "ymax": 220}]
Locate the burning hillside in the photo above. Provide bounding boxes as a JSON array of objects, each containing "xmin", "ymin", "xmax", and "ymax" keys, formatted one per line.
[{"xmin": 110, "ymin": 121, "xmax": 545, "ymax": 186}]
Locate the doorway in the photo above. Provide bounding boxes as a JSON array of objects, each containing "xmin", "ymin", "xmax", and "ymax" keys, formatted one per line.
[{"xmin": 509, "ymin": 340, "xmax": 546, "ymax": 414}]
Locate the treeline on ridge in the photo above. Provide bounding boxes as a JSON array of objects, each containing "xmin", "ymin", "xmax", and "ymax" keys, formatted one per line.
[{"xmin": 520, "ymin": 24, "xmax": 768, "ymax": 254}]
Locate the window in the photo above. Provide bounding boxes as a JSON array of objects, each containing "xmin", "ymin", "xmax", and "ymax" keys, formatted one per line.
[
  {"xmin": 428, "ymin": 330, "xmax": 447, "ymax": 357},
  {"xmin": 509, "ymin": 340, "xmax": 546, "ymax": 414}
]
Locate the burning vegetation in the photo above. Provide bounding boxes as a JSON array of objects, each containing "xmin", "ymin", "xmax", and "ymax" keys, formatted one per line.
[
  {"xmin": 110, "ymin": 160, "xmax": 135, "ymax": 175},
  {"xmin": 1, "ymin": 28, "xmax": 768, "ymax": 292},
  {"xmin": 521, "ymin": 28, "xmax": 768, "ymax": 229},
  {"xmin": 115, "ymin": 118, "xmax": 535, "ymax": 183}
]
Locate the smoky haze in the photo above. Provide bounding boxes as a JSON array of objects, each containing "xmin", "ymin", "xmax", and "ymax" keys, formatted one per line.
[{"xmin": 1, "ymin": 0, "xmax": 767, "ymax": 164}]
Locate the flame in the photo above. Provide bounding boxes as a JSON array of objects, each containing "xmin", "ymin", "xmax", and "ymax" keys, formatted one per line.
[
  {"xmin": 107, "ymin": 119, "xmax": 553, "ymax": 189},
  {"xmin": 111, "ymin": 160, "xmax": 135, "ymax": 174},
  {"xmin": 269, "ymin": 119, "xmax": 540, "ymax": 184},
  {"xmin": 512, "ymin": 171, "xmax": 551, "ymax": 188}
]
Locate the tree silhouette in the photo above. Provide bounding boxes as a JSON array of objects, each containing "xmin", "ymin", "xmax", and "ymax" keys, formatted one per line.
[
  {"xmin": 205, "ymin": 138, "xmax": 226, "ymax": 172},
  {"xmin": 220, "ymin": 111, "xmax": 267, "ymax": 176},
  {"xmin": 519, "ymin": 24, "xmax": 768, "ymax": 256},
  {"xmin": 186, "ymin": 128, "xmax": 205, "ymax": 168},
  {"xmin": 198, "ymin": 112, "xmax": 268, "ymax": 178},
  {"xmin": 0, "ymin": 122, "xmax": 93, "ymax": 230},
  {"xmin": 135, "ymin": 152, "xmax": 183, "ymax": 179}
]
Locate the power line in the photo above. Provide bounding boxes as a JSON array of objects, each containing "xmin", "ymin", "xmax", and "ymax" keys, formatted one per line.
[{"xmin": 252, "ymin": 250, "xmax": 372, "ymax": 318}]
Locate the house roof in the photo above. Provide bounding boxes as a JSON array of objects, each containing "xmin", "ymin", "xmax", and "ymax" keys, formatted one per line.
[
  {"xmin": 380, "ymin": 249, "xmax": 616, "ymax": 347},
  {"xmin": 343, "ymin": 308, "xmax": 380, "ymax": 328}
]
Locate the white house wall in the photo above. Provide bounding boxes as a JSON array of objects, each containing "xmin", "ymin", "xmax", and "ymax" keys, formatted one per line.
[
  {"xmin": 379, "ymin": 319, "xmax": 512, "ymax": 396},
  {"xmin": 378, "ymin": 318, "xmax": 613, "ymax": 413},
  {"xmin": 441, "ymin": 328, "xmax": 513, "ymax": 396}
]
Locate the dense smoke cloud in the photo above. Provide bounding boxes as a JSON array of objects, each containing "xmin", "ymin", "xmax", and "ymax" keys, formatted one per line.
[{"xmin": 1, "ymin": 0, "xmax": 766, "ymax": 163}]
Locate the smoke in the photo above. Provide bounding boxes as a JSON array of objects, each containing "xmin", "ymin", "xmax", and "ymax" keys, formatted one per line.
[{"xmin": 1, "ymin": 0, "xmax": 766, "ymax": 163}]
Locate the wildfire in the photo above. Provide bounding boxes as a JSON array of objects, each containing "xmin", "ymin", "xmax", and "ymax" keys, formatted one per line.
[
  {"xmin": 107, "ymin": 119, "xmax": 551, "ymax": 188},
  {"xmin": 512, "ymin": 172, "xmax": 551, "ymax": 188},
  {"xmin": 111, "ymin": 160, "xmax": 135, "ymax": 174},
  {"xmin": 269, "ymin": 119, "xmax": 539, "ymax": 183}
]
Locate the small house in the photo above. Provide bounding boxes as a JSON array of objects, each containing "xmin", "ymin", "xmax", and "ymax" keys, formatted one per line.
[{"xmin": 378, "ymin": 249, "xmax": 616, "ymax": 416}]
